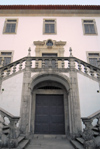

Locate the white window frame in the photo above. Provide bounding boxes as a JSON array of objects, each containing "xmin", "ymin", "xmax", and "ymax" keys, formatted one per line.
[
  {"xmin": 0, "ymin": 51, "xmax": 14, "ymax": 67},
  {"xmin": 82, "ymin": 19, "xmax": 97, "ymax": 35},
  {"xmin": 3, "ymin": 19, "xmax": 18, "ymax": 34},
  {"xmin": 86, "ymin": 51, "xmax": 100, "ymax": 67},
  {"xmin": 43, "ymin": 19, "xmax": 57, "ymax": 34}
]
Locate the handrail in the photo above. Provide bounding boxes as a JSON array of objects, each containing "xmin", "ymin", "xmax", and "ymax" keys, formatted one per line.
[
  {"xmin": 82, "ymin": 110, "xmax": 100, "ymax": 120},
  {"xmin": 0, "ymin": 107, "xmax": 20, "ymax": 119},
  {"xmin": 0, "ymin": 56, "xmax": 100, "ymax": 81},
  {"xmin": 81, "ymin": 110, "xmax": 100, "ymax": 146},
  {"xmin": 0, "ymin": 56, "xmax": 100, "ymax": 71}
]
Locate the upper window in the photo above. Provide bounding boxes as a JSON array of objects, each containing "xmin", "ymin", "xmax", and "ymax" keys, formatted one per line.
[
  {"xmin": 0, "ymin": 51, "xmax": 13, "ymax": 67},
  {"xmin": 83, "ymin": 20, "xmax": 97, "ymax": 35},
  {"xmin": 3, "ymin": 19, "xmax": 18, "ymax": 34},
  {"xmin": 87, "ymin": 52, "xmax": 100, "ymax": 67},
  {"xmin": 43, "ymin": 19, "xmax": 56, "ymax": 34}
]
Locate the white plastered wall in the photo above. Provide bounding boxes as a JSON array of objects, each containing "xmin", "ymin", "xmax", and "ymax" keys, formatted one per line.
[
  {"xmin": 0, "ymin": 73, "xmax": 23, "ymax": 116},
  {"xmin": 0, "ymin": 16, "xmax": 100, "ymax": 62},
  {"xmin": 78, "ymin": 73, "xmax": 100, "ymax": 127}
]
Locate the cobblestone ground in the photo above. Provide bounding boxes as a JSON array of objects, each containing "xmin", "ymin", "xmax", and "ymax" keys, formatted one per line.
[{"xmin": 26, "ymin": 136, "xmax": 74, "ymax": 149}]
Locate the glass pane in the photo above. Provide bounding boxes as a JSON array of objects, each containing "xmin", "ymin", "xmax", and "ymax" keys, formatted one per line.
[
  {"xmin": 11, "ymin": 24, "xmax": 16, "ymax": 33},
  {"xmin": 50, "ymin": 24, "xmax": 54, "ymax": 33},
  {"xmin": 4, "ymin": 57, "xmax": 11, "ymax": 66},
  {"xmin": 84, "ymin": 24, "xmax": 95, "ymax": 34},
  {"xmin": 5, "ymin": 23, "xmax": 16, "ymax": 33},
  {"xmin": 45, "ymin": 20, "xmax": 55, "ymax": 22},
  {"xmin": 84, "ymin": 24, "xmax": 90, "ymax": 34},
  {"xmin": 89, "ymin": 58, "xmax": 98, "ymax": 67},
  {"xmin": 88, "ymin": 53, "xmax": 99, "ymax": 56},
  {"xmin": 42, "ymin": 53, "xmax": 57, "ymax": 57},
  {"xmin": 89, "ymin": 24, "xmax": 95, "ymax": 34},
  {"xmin": 7, "ymin": 20, "xmax": 16, "ymax": 22},
  {"xmin": 1, "ymin": 52, "xmax": 12, "ymax": 55},
  {"xmin": 45, "ymin": 24, "xmax": 55, "ymax": 33},
  {"xmin": 45, "ymin": 24, "xmax": 49, "ymax": 33},
  {"xmin": 5, "ymin": 24, "xmax": 11, "ymax": 33},
  {"xmin": 46, "ymin": 40, "xmax": 53, "ymax": 46}
]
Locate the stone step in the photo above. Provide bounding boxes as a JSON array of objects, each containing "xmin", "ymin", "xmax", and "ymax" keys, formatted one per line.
[
  {"xmin": 76, "ymin": 138, "xmax": 84, "ymax": 145},
  {"xmin": 70, "ymin": 140, "xmax": 84, "ymax": 149},
  {"xmin": 93, "ymin": 131, "xmax": 99, "ymax": 137},
  {"xmin": 18, "ymin": 136, "xmax": 25, "ymax": 144},
  {"xmin": 3, "ymin": 125, "xmax": 9, "ymax": 129},
  {"xmin": 33, "ymin": 134, "xmax": 67, "ymax": 139},
  {"xmin": 92, "ymin": 127, "xmax": 99, "ymax": 132},
  {"xmin": 3, "ymin": 129, "xmax": 9, "ymax": 134},
  {"xmin": 18, "ymin": 139, "xmax": 29, "ymax": 149}
]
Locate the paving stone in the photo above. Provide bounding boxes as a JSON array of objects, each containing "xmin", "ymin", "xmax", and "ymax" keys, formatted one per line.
[{"xmin": 26, "ymin": 137, "xmax": 74, "ymax": 149}]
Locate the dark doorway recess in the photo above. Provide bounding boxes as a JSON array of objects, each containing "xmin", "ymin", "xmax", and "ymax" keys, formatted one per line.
[{"xmin": 35, "ymin": 94, "xmax": 65, "ymax": 134}]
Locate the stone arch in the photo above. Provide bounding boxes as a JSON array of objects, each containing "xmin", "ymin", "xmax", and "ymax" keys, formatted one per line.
[
  {"xmin": 30, "ymin": 72, "xmax": 71, "ymax": 135},
  {"xmin": 30, "ymin": 72, "xmax": 70, "ymax": 93}
]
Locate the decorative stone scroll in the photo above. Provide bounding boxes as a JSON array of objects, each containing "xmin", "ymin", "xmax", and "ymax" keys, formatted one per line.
[{"xmin": 0, "ymin": 108, "xmax": 20, "ymax": 148}]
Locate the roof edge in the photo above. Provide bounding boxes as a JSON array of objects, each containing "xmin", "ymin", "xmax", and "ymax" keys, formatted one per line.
[{"xmin": 0, "ymin": 5, "xmax": 100, "ymax": 10}]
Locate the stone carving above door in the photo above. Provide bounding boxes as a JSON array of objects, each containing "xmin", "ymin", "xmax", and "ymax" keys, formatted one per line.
[{"xmin": 34, "ymin": 39, "xmax": 66, "ymax": 57}]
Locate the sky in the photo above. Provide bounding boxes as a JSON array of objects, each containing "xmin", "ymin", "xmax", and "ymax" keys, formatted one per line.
[{"xmin": 0, "ymin": 0, "xmax": 100, "ymax": 5}]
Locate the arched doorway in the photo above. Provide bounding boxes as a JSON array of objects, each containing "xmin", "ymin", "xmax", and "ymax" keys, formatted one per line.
[{"xmin": 30, "ymin": 73, "xmax": 70, "ymax": 135}]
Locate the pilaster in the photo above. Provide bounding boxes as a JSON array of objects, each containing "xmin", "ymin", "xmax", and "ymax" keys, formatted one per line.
[
  {"xmin": 69, "ymin": 48, "xmax": 82, "ymax": 137},
  {"xmin": 20, "ymin": 50, "xmax": 32, "ymax": 135}
]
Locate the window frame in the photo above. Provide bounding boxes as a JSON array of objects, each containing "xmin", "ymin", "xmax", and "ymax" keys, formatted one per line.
[
  {"xmin": 43, "ymin": 19, "xmax": 57, "ymax": 34},
  {"xmin": 3, "ymin": 19, "xmax": 18, "ymax": 34},
  {"xmin": 86, "ymin": 51, "xmax": 100, "ymax": 67},
  {"xmin": 82, "ymin": 19, "xmax": 97, "ymax": 35},
  {"xmin": 0, "ymin": 51, "xmax": 14, "ymax": 67}
]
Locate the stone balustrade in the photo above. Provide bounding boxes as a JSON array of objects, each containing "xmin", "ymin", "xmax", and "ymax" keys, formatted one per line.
[
  {"xmin": 0, "ymin": 107, "xmax": 20, "ymax": 148},
  {"xmin": 0, "ymin": 56, "xmax": 100, "ymax": 81},
  {"xmin": 81, "ymin": 110, "xmax": 100, "ymax": 148}
]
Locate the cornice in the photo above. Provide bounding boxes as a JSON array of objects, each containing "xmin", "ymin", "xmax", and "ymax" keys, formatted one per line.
[{"xmin": 0, "ymin": 9, "xmax": 100, "ymax": 16}]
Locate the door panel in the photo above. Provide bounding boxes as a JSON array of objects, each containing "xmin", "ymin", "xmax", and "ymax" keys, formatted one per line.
[{"xmin": 35, "ymin": 94, "xmax": 65, "ymax": 134}]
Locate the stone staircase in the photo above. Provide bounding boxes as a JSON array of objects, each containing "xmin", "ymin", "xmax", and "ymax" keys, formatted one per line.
[
  {"xmin": 0, "ymin": 107, "xmax": 30, "ymax": 149},
  {"xmin": 26, "ymin": 135, "xmax": 74, "ymax": 149},
  {"xmin": 71, "ymin": 110, "xmax": 100, "ymax": 149},
  {"xmin": 2, "ymin": 124, "xmax": 29, "ymax": 149}
]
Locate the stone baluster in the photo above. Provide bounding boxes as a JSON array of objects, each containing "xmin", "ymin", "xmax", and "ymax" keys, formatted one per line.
[
  {"xmin": 61, "ymin": 59, "xmax": 64, "ymax": 68},
  {"xmin": 78, "ymin": 62, "xmax": 82, "ymax": 71},
  {"xmin": 97, "ymin": 60, "xmax": 100, "ymax": 68},
  {"xmin": 6, "ymin": 67, "xmax": 10, "ymax": 76},
  {"xmin": 42, "ymin": 59, "xmax": 45, "ymax": 68},
  {"xmin": 82, "ymin": 118, "xmax": 95, "ymax": 149},
  {"xmin": 35, "ymin": 59, "xmax": 39, "ymax": 68},
  {"xmin": 90, "ymin": 67, "xmax": 94, "ymax": 76},
  {"xmin": 48, "ymin": 58, "xmax": 52, "ymax": 68},
  {"xmin": 55, "ymin": 59, "xmax": 58, "ymax": 68},
  {"xmin": 97, "ymin": 115, "xmax": 100, "ymax": 133},
  {"xmin": 0, "ymin": 114, "xmax": 4, "ymax": 147},
  {"xmin": 8, "ymin": 118, "xmax": 19, "ymax": 148},
  {"xmin": 84, "ymin": 65, "xmax": 88, "ymax": 74},
  {"xmin": 19, "ymin": 61, "xmax": 22, "ymax": 71},
  {"xmin": 97, "ymin": 72, "xmax": 100, "ymax": 80},
  {"xmin": 13, "ymin": 64, "xmax": 16, "ymax": 73}
]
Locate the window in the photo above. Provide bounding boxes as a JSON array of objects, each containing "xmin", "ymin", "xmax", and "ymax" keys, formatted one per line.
[
  {"xmin": 3, "ymin": 19, "xmax": 18, "ymax": 34},
  {"xmin": 87, "ymin": 52, "xmax": 100, "ymax": 67},
  {"xmin": 43, "ymin": 19, "xmax": 56, "ymax": 34},
  {"xmin": 0, "ymin": 51, "xmax": 13, "ymax": 67},
  {"xmin": 83, "ymin": 20, "xmax": 97, "ymax": 35},
  {"xmin": 46, "ymin": 40, "xmax": 53, "ymax": 46}
]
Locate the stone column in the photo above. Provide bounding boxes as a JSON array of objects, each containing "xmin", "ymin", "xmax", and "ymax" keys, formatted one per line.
[
  {"xmin": 69, "ymin": 48, "xmax": 82, "ymax": 137},
  {"xmin": 20, "ymin": 55, "xmax": 31, "ymax": 136}
]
